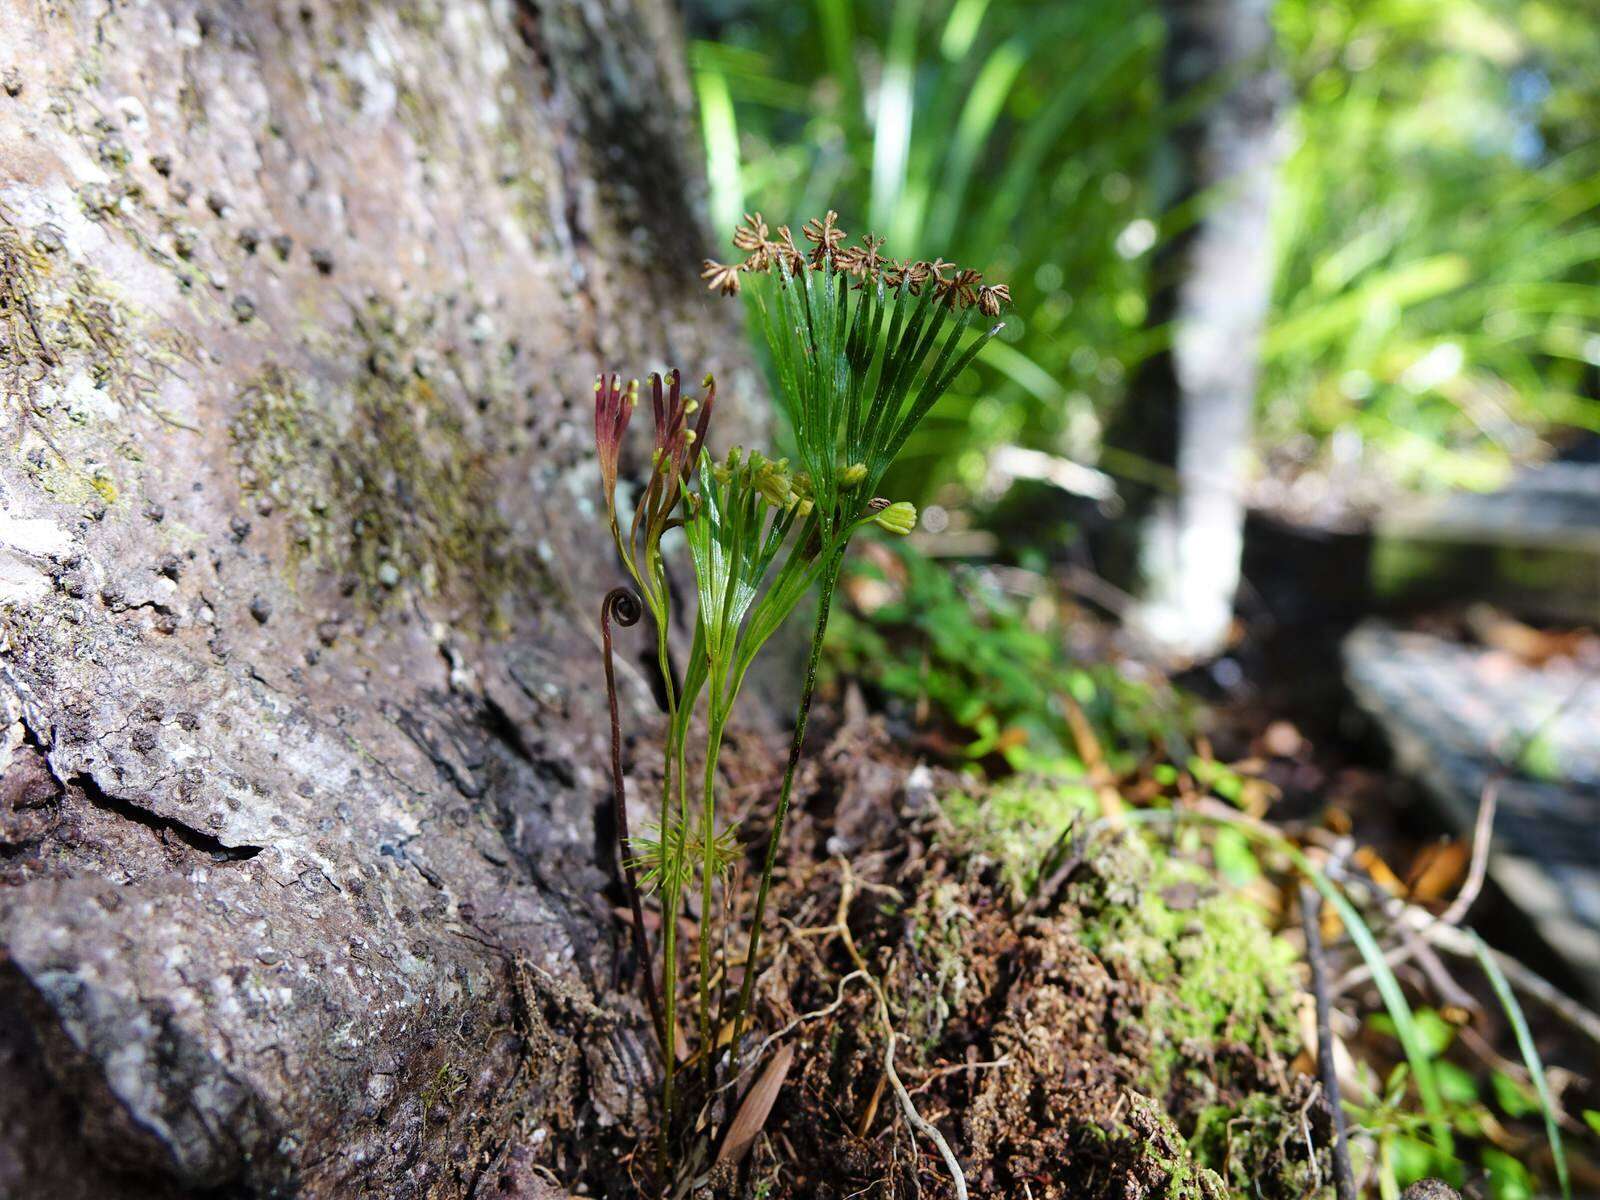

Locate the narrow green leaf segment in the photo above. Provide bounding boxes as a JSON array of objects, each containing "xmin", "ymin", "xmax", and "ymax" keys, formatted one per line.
[
  {"xmin": 1470, "ymin": 931, "xmax": 1570, "ymax": 1200},
  {"xmin": 595, "ymin": 213, "xmax": 1008, "ymax": 1171}
]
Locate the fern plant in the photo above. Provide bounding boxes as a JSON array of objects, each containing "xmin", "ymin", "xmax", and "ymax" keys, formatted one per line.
[
  {"xmin": 703, "ymin": 211, "xmax": 1007, "ymax": 1077},
  {"xmin": 594, "ymin": 212, "xmax": 1007, "ymax": 1170}
]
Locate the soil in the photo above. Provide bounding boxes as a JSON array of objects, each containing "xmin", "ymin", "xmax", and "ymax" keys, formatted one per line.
[{"xmin": 583, "ymin": 716, "xmax": 1335, "ymax": 1199}]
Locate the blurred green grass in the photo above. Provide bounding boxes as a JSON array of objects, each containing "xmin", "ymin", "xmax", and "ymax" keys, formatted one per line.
[{"xmin": 687, "ymin": 0, "xmax": 1600, "ymax": 509}]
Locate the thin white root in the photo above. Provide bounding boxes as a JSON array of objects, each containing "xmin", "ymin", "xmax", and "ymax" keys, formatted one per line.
[
  {"xmin": 833, "ymin": 861, "xmax": 971, "ymax": 1200},
  {"xmin": 883, "ymin": 1028, "xmax": 969, "ymax": 1200}
]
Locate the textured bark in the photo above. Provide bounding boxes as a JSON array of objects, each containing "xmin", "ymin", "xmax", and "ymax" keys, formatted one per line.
[
  {"xmin": 0, "ymin": 2, "xmax": 755, "ymax": 1195},
  {"xmin": 1108, "ymin": 0, "xmax": 1287, "ymax": 662}
]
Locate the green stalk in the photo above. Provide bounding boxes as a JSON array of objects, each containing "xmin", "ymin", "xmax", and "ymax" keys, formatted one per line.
[
  {"xmin": 667, "ymin": 699, "xmax": 692, "ymax": 1134},
  {"xmin": 644, "ymin": 544, "xmax": 686, "ymax": 1146},
  {"xmin": 698, "ymin": 700, "xmax": 729, "ymax": 1092},
  {"xmin": 654, "ymin": 622, "xmax": 680, "ymax": 1142},
  {"xmin": 728, "ymin": 545, "xmax": 846, "ymax": 1081}
]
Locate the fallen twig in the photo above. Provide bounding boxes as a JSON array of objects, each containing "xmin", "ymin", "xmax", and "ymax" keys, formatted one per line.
[
  {"xmin": 1209, "ymin": 786, "xmax": 1600, "ymax": 1052},
  {"xmin": 1431, "ymin": 926, "xmax": 1600, "ymax": 1051},
  {"xmin": 1333, "ymin": 781, "xmax": 1497, "ymax": 999},
  {"xmin": 1300, "ymin": 879, "xmax": 1357, "ymax": 1200}
]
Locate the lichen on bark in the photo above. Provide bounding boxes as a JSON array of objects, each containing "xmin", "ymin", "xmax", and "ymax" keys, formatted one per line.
[{"xmin": 0, "ymin": 0, "xmax": 757, "ymax": 1195}]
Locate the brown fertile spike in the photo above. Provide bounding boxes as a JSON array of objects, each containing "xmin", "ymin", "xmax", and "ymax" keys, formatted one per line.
[
  {"xmin": 899, "ymin": 260, "xmax": 931, "ymax": 293},
  {"xmin": 833, "ymin": 244, "xmax": 866, "ymax": 277},
  {"xmin": 858, "ymin": 234, "xmax": 886, "ymax": 276},
  {"xmin": 701, "ymin": 259, "xmax": 743, "ymax": 296},
  {"xmin": 649, "ymin": 371, "xmax": 665, "ymax": 435},
  {"xmin": 801, "ymin": 210, "xmax": 844, "ymax": 249},
  {"xmin": 802, "ymin": 211, "xmax": 846, "ymax": 268},
  {"xmin": 978, "ymin": 283, "xmax": 1011, "ymax": 317},
  {"xmin": 692, "ymin": 375, "xmax": 715, "ymax": 453},
  {"xmin": 940, "ymin": 267, "xmax": 982, "ymax": 309},
  {"xmin": 732, "ymin": 212, "xmax": 769, "ymax": 252},
  {"xmin": 774, "ymin": 225, "xmax": 805, "ymax": 275}
]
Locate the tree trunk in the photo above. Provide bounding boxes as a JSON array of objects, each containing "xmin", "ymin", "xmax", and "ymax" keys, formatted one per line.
[
  {"xmin": 1107, "ymin": 0, "xmax": 1287, "ymax": 662},
  {"xmin": 0, "ymin": 2, "xmax": 751, "ymax": 1195}
]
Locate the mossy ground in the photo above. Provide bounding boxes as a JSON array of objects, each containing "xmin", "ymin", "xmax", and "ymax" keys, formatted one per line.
[{"xmin": 676, "ymin": 731, "xmax": 1334, "ymax": 1200}]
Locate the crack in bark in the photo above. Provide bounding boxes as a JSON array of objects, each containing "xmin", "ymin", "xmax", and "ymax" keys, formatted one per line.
[
  {"xmin": 70, "ymin": 772, "xmax": 263, "ymax": 862},
  {"xmin": 480, "ymin": 692, "xmax": 535, "ymax": 765}
]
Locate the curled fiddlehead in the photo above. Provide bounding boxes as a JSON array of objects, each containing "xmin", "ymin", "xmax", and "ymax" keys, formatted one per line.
[{"xmin": 601, "ymin": 586, "xmax": 665, "ymax": 1045}]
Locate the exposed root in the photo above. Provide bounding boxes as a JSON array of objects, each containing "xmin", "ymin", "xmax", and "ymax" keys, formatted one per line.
[{"xmin": 829, "ymin": 860, "xmax": 972, "ymax": 1200}]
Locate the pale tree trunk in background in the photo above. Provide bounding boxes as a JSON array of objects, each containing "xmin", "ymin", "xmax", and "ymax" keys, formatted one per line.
[
  {"xmin": 0, "ymin": 2, "xmax": 758, "ymax": 1196},
  {"xmin": 1108, "ymin": 0, "xmax": 1288, "ymax": 663}
]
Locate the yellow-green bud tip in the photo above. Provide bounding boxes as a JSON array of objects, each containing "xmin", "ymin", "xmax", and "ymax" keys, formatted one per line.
[
  {"xmin": 840, "ymin": 462, "xmax": 867, "ymax": 487},
  {"xmin": 872, "ymin": 501, "xmax": 917, "ymax": 536}
]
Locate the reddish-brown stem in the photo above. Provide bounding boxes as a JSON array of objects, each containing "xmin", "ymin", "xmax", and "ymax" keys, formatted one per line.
[{"xmin": 602, "ymin": 586, "xmax": 665, "ymax": 1047}]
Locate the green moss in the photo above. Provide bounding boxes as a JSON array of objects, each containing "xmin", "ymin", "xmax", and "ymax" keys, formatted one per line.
[
  {"xmin": 942, "ymin": 786, "xmax": 1301, "ymax": 1081},
  {"xmin": 417, "ymin": 1061, "xmax": 470, "ymax": 1139},
  {"xmin": 1074, "ymin": 834, "xmax": 1300, "ymax": 1087},
  {"xmin": 1188, "ymin": 1093, "xmax": 1326, "ymax": 1198},
  {"xmin": 935, "ymin": 779, "xmax": 1327, "ymax": 1196},
  {"xmin": 229, "ymin": 306, "xmax": 538, "ymax": 622},
  {"xmin": 940, "ymin": 776, "xmax": 1099, "ymax": 896},
  {"xmin": 899, "ymin": 877, "xmax": 976, "ymax": 1051},
  {"xmin": 1108, "ymin": 1094, "xmax": 1228, "ymax": 1200}
]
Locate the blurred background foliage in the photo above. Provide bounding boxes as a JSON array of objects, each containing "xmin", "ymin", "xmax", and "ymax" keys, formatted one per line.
[
  {"xmin": 680, "ymin": 10, "xmax": 1600, "ymax": 1191},
  {"xmin": 824, "ymin": 542, "xmax": 1195, "ymax": 774},
  {"xmin": 686, "ymin": 0, "xmax": 1600, "ymax": 512}
]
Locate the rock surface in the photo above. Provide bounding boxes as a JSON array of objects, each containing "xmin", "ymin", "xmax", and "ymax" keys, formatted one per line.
[{"xmin": 0, "ymin": 1, "xmax": 756, "ymax": 1194}]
